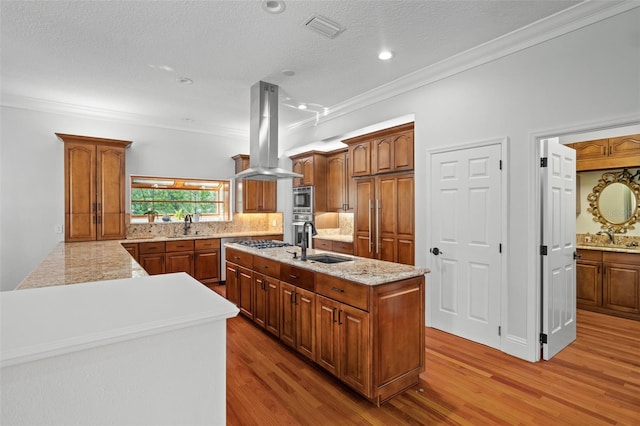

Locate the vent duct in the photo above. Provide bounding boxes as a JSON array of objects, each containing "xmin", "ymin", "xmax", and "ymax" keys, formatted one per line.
[
  {"xmin": 303, "ymin": 14, "xmax": 345, "ymax": 39},
  {"xmin": 235, "ymin": 81, "xmax": 303, "ymax": 181}
]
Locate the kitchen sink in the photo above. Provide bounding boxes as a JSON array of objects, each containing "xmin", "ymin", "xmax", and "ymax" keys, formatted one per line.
[{"xmin": 306, "ymin": 254, "xmax": 352, "ymax": 264}]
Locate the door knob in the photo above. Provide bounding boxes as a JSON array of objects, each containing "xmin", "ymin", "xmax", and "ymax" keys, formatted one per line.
[{"xmin": 430, "ymin": 247, "xmax": 443, "ymax": 256}]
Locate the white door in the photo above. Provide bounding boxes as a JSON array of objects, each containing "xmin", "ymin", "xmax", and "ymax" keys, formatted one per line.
[
  {"xmin": 541, "ymin": 140, "xmax": 577, "ymax": 359},
  {"xmin": 430, "ymin": 144, "xmax": 502, "ymax": 348}
]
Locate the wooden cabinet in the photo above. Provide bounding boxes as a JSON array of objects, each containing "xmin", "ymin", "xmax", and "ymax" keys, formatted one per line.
[
  {"xmin": 280, "ymin": 282, "xmax": 316, "ymax": 361},
  {"xmin": 326, "ymin": 149, "xmax": 355, "ymax": 211},
  {"xmin": 165, "ymin": 240, "xmax": 195, "ymax": 275},
  {"xmin": 574, "ymin": 134, "xmax": 640, "ymax": 171},
  {"xmin": 577, "ymin": 249, "xmax": 640, "ymax": 320},
  {"xmin": 253, "ymin": 273, "xmax": 280, "ymax": 336},
  {"xmin": 139, "ymin": 242, "xmax": 166, "ymax": 275},
  {"xmin": 194, "ymin": 239, "xmax": 221, "ymax": 285},
  {"xmin": 290, "ymin": 152, "xmax": 327, "ymax": 212},
  {"xmin": 344, "ymin": 123, "xmax": 414, "ymax": 178},
  {"xmin": 121, "ymin": 243, "xmax": 139, "ymax": 262},
  {"xmin": 232, "ymin": 154, "xmax": 276, "ymax": 213},
  {"xmin": 313, "ymin": 238, "xmax": 354, "ymax": 255},
  {"xmin": 58, "ymin": 133, "xmax": 131, "ymax": 242},
  {"xmin": 354, "ymin": 173, "xmax": 414, "ymax": 265},
  {"xmin": 225, "ymin": 263, "xmax": 239, "ymax": 304},
  {"xmin": 237, "ymin": 265, "xmax": 254, "ymax": 319}
]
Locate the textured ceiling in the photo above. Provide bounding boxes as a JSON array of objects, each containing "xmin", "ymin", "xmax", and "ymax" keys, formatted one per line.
[{"xmin": 1, "ymin": 0, "xmax": 586, "ymax": 137}]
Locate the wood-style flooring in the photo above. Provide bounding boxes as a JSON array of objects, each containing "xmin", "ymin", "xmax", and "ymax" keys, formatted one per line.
[{"xmin": 215, "ymin": 284, "xmax": 640, "ymax": 425}]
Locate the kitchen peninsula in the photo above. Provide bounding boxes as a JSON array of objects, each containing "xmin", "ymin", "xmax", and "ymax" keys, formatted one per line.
[{"xmin": 225, "ymin": 241, "xmax": 429, "ymax": 405}]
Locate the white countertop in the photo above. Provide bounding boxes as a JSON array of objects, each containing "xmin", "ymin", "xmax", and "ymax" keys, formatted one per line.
[{"xmin": 1, "ymin": 273, "xmax": 239, "ymax": 367}]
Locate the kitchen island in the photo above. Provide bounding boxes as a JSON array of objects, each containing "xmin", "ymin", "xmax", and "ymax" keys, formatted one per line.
[{"xmin": 224, "ymin": 241, "xmax": 429, "ymax": 406}]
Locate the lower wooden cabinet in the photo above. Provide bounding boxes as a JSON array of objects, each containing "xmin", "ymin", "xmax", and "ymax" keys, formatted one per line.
[
  {"xmin": 314, "ymin": 238, "xmax": 354, "ymax": 255},
  {"xmin": 139, "ymin": 253, "xmax": 165, "ymax": 275},
  {"xmin": 280, "ymin": 282, "xmax": 316, "ymax": 361},
  {"xmin": 577, "ymin": 249, "xmax": 640, "ymax": 320},
  {"xmin": 237, "ymin": 265, "xmax": 254, "ymax": 319},
  {"xmin": 225, "ymin": 263, "xmax": 239, "ymax": 304},
  {"xmin": 253, "ymin": 273, "xmax": 280, "ymax": 336},
  {"xmin": 316, "ymin": 295, "xmax": 370, "ymax": 395}
]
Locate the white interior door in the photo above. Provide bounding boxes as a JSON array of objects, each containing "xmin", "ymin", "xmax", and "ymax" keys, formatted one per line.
[
  {"xmin": 430, "ymin": 143, "xmax": 502, "ymax": 348},
  {"xmin": 541, "ymin": 140, "xmax": 577, "ymax": 360}
]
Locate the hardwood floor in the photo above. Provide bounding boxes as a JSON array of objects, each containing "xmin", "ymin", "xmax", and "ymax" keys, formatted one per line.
[{"xmin": 217, "ymin": 280, "xmax": 640, "ymax": 425}]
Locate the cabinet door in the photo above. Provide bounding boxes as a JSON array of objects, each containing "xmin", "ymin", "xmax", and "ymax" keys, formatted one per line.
[
  {"xmin": 607, "ymin": 134, "xmax": 640, "ymax": 158},
  {"xmin": 316, "ymin": 296, "xmax": 341, "ymax": 376},
  {"xmin": 292, "ymin": 158, "xmax": 304, "ymax": 187},
  {"xmin": 603, "ymin": 262, "xmax": 640, "ymax": 315},
  {"xmin": 326, "ymin": 152, "xmax": 347, "ymax": 211},
  {"xmin": 237, "ymin": 265, "xmax": 254, "ymax": 319},
  {"xmin": 350, "ymin": 142, "xmax": 371, "ymax": 177},
  {"xmin": 392, "ymin": 131, "xmax": 414, "ymax": 172},
  {"xmin": 121, "ymin": 243, "xmax": 139, "ymax": 262},
  {"xmin": 396, "ymin": 174, "xmax": 415, "ymax": 265},
  {"xmin": 377, "ymin": 175, "xmax": 398, "ymax": 262},
  {"xmin": 280, "ymin": 282, "xmax": 296, "ymax": 348},
  {"xmin": 354, "ymin": 178, "xmax": 375, "ymax": 259},
  {"xmin": 165, "ymin": 251, "xmax": 194, "ymax": 276},
  {"xmin": 243, "ymin": 179, "xmax": 262, "ymax": 212},
  {"xmin": 573, "ymin": 139, "xmax": 608, "ymax": 160},
  {"xmin": 295, "ymin": 287, "xmax": 316, "ymax": 361},
  {"xmin": 265, "ymin": 277, "xmax": 280, "ymax": 337},
  {"xmin": 139, "ymin": 253, "xmax": 165, "ymax": 275},
  {"xmin": 339, "ymin": 304, "xmax": 370, "ymax": 396},
  {"xmin": 576, "ymin": 261, "xmax": 602, "ymax": 307},
  {"xmin": 302, "ymin": 157, "xmax": 315, "ymax": 186},
  {"xmin": 372, "ymin": 137, "xmax": 394, "ymax": 175},
  {"xmin": 261, "ymin": 180, "xmax": 277, "ymax": 212},
  {"xmin": 225, "ymin": 262, "xmax": 239, "ymax": 304},
  {"xmin": 65, "ymin": 142, "xmax": 97, "ymax": 241},
  {"xmin": 253, "ymin": 273, "xmax": 268, "ymax": 329},
  {"xmin": 96, "ymin": 145, "xmax": 126, "ymax": 240},
  {"xmin": 194, "ymin": 250, "xmax": 220, "ymax": 284}
]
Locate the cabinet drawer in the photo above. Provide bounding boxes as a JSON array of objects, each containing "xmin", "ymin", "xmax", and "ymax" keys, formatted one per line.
[
  {"xmin": 603, "ymin": 251, "xmax": 639, "ymax": 265},
  {"xmin": 139, "ymin": 242, "xmax": 166, "ymax": 254},
  {"xmin": 316, "ymin": 273, "xmax": 369, "ymax": 311},
  {"xmin": 195, "ymin": 238, "xmax": 220, "ymax": 251},
  {"xmin": 166, "ymin": 240, "xmax": 195, "ymax": 252},
  {"xmin": 280, "ymin": 264, "xmax": 315, "ymax": 292},
  {"xmin": 252, "ymin": 256, "xmax": 281, "ymax": 279},
  {"xmin": 577, "ymin": 249, "xmax": 602, "ymax": 262},
  {"xmin": 314, "ymin": 239, "xmax": 332, "ymax": 250},
  {"xmin": 332, "ymin": 241, "xmax": 354, "ymax": 255},
  {"xmin": 226, "ymin": 247, "xmax": 253, "ymax": 268}
]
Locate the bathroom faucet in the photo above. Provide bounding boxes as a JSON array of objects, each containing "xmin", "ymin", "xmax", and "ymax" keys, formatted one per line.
[
  {"xmin": 597, "ymin": 227, "xmax": 615, "ymax": 245},
  {"xmin": 300, "ymin": 221, "xmax": 317, "ymax": 261},
  {"xmin": 183, "ymin": 214, "xmax": 192, "ymax": 235}
]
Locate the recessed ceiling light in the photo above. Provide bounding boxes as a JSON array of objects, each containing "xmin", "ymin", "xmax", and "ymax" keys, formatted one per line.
[
  {"xmin": 177, "ymin": 77, "xmax": 193, "ymax": 85},
  {"xmin": 378, "ymin": 50, "xmax": 394, "ymax": 61},
  {"xmin": 148, "ymin": 64, "xmax": 174, "ymax": 72},
  {"xmin": 298, "ymin": 104, "xmax": 307, "ymax": 110},
  {"xmin": 262, "ymin": 0, "xmax": 285, "ymax": 14}
]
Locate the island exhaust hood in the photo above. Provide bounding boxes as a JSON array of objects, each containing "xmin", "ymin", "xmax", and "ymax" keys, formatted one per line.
[{"xmin": 234, "ymin": 81, "xmax": 303, "ymax": 181}]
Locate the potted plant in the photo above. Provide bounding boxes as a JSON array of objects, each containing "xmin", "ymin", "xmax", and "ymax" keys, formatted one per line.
[{"xmin": 145, "ymin": 208, "xmax": 158, "ymax": 223}]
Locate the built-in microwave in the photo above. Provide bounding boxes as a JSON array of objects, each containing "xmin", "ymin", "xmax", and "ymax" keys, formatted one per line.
[{"xmin": 293, "ymin": 186, "xmax": 314, "ymax": 214}]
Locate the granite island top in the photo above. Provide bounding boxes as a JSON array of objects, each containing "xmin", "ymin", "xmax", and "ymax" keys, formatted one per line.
[
  {"xmin": 226, "ymin": 243, "xmax": 429, "ymax": 286},
  {"xmin": 313, "ymin": 234, "xmax": 354, "ymax": 243},
  {"xmin": 576, "ymin": 243, "xmax": 640, "ymax": 254}
]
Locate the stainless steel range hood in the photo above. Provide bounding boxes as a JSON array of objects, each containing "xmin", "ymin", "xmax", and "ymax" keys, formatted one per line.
[{"xmin": 235, "ymin": 81, "xmax": 303, "ymax": 181}]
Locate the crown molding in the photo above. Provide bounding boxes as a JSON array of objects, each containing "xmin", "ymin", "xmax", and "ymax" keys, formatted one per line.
[
  {"xmin": 0, "ymin": 94, "xmax": 249, "ymax": 139},
  {"xmin": 288, "ymin": 0, "xmax": 640, "ymax": 132}
]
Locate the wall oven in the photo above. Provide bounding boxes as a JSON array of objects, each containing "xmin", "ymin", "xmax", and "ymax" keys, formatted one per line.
[
  {"xmin": 293, "ymin": 186, "xmax": 314, "ymax": 215},
  {"xmin": 292, "ymin": 213, "xmax": 314, "ymax": 248}
]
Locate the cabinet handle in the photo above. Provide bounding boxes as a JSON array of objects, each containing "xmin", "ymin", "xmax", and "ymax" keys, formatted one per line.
[
  {"xmin": 289, "ymin": 274, "xmax": 298, "ymax": 280},
  {"xmin": 233, "ymin": 256, "xmax": 240, "ymax": 260},
  {"xmin": 261, "ymin": 265, "xmax": 268, "ymax": 269},
  {"xmin": 92, "ymin": 202, "xmax": 97, "ymax": 212},
  {"xmin": 368, "ymin": 199, "xmax": 373, "ymax": 253},
  {"xmin": 332, "ymin": 307, "xmax": 337, "ymax": 323},
  {"xmin": 376, "ymin": 199, "xmax": 381, "ymax": 254},
  {"xmin": 338, "ymin": 309, "xmax": 343, "ymax": 325},
  {"xmin": 331, "ymin": 287, "xmax": 345, "ymax": 293}
]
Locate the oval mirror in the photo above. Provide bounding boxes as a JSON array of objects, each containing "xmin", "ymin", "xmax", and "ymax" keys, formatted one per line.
[{"xmin": 587, "ymin": 169, "xmax": 640, "ymax": 233}]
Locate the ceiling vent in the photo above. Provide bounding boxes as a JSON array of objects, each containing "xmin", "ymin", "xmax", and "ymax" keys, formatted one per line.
[{"xmin": 303, "ymin": 14, "xmax": 345, "ymax": 39}]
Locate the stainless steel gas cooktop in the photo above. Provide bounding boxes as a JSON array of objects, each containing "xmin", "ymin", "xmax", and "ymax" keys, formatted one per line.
[{"xmin": 236, "ymin": 240, "xmax": 294, "ymax": 250}]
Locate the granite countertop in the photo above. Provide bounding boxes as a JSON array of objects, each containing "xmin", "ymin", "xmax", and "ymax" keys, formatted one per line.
[
  {"xmin": 124, "ymin": 230, "xmax": 283, "ymax": 243},
  {"xmin": 313, "ymin": 234, "xmax": 354, "ymax": 243},
  {"xmin": 576, "ymin": 243, "xmax": 640, "ymax": 254},
  {"xmin": 226, "ymin": 243, "xmax": 429, "ymax": 286},
  {"xmin": 16, "ymin": 241, "xmax": 148, "ymax": 290}
]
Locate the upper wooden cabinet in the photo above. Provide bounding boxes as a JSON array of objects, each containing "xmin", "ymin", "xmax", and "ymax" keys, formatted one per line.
[
  {"xmin": 325, "ymin": 149, "xmax": 355, "ymax": 212},
  {"xmin": 574, "ymin": 134, "xmax": 640, "ymax": 171},
  {"xmin": 344, "ymin": 123, "xmax": 414, "ymax": 177},
  {"xmin": 58, "ymin": 133, "xmax": 131, "ymax": 242},
  {"xmin": 289, "ymin": 152, "xmax": 327, "ymax": 212},
  {"xmin": 232, "ymin": 154, "xmax": 277, "ymax": 213}
]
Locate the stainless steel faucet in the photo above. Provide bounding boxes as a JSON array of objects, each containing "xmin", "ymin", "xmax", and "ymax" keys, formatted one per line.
[
  {"xmin": 183, "ymin": 214, "xmax": 192, "ymax": 235},
  {"xmin": 597, "ymin": 227, "xmax": 615, "ymax": 245},
  {"xmin": 300, "ymin": 221, "xmax": 317, "ymax": 261}
]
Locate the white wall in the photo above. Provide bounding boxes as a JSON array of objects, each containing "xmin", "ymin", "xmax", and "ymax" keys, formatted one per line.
[
  {"xmin": 0, "ymin": 108, "xmax": 249, "ymax": 290},
  {"xmin": 279, "ymin": 9, "xmax": 640, "ymax": 360}
]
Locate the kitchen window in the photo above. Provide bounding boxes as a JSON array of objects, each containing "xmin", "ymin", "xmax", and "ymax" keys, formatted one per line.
[{"xmin": 130, "ymin": 176, "xmax": 231, "ymax": 223}]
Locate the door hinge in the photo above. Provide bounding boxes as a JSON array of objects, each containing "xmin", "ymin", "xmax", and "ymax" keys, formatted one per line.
[
  {"xmin": 499, "ymin": 243, "xmax": 502, "ymax": 253},
  {"xmin": 540, "ymin": 157, "xmax": 548, "ymax": 167},
  {"xmin": 540, "ymin": 245, "xmax": 548, "ymax": 256},
  {"xmin": 498, "ymin": 326, "xmax": 501, "ymax": 336},
  {"xmin": 540, "ymin": 333, "xmax": 548, "ymax": 344},
  {"xmin": 499, "ymin": 160, "xmax": 503, "ymax": 170}
]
